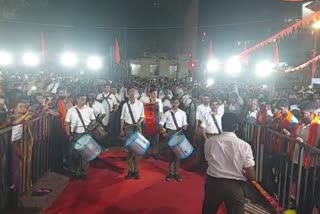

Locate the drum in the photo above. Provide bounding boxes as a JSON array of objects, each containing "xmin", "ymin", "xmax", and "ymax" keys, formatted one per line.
[
  {"xmin": 125, "ymin": 131, "xmax": 150, "ymax": 155},
  {"xmin": 168, "ymin": 131, "xmax": 194, "ymax": 160},
  {"xmin": 74, "ymin": 134, "xmax": 102, "ymax": 161},
  {"xmin": 90, "ymin": 123, "xmax": 108, "ymax": 140}
]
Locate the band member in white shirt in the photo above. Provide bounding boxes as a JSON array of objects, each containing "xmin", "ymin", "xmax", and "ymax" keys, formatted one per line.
[
  {"xmin": 202, "ymin": 113, "xmax": 255, "ymax": 214},
  {"xmin": 159, "ymin": 97, "xmax": 188, "ymax": 182},
  {"xmin": 201, "ymin": 97, "xmax": 224, "ymax": 141},
  {"xmin": 120, "ymin": 85, "xmax": 145, "ymax": 180},
  {"xmin": 65, "ymin": 93, "xmax": 96, "ymax": 179},
  {"xmin": 96, "ymin": 83, "xmax": 118, "ymax": 128},
  {"xmin": 144, "ymin": 88, "xmax": 163, "ymax": 159},
  {"xmin": 87, "ymin": 92, "xmax": 106, "ymax": 119},
  {"xmin": 196, "ymin": 94, "xmax": 211, "ymax": 131}
]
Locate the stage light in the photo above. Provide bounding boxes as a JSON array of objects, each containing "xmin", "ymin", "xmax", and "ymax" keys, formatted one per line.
[
  {"xmin": 23, "ymin": 52, "xmax": 40, "ymax": 67},
  {"xmin": 206, "ymin": 59, "xmax": 220, "ymax": 73},
  {"xmin": 313, "ymin": 21, "xmax": 320, "ymax": 30},
  {"xmin": 0, "ymin": 51, "xmax": 13, "ymax": 66},
  {"xmin": 225, "ymin": 56, "xmax": 242, "ymax": 75},
  {"xmin": 86, "ymin": 56, "xmax": 103, "ymax": 70},
  {"xmin": 256, "ymin": 60, "xmax": 275, "ymax": 77},
  {"xmin": 31, "ymin": 86, "xmax": 37, "ymax": 90},
  {"xmin": 206, "ymin": 78, "xmax": 214, "ymax": 86},
  {"xmin": 60, "ymin": 52, "xmax": 78, "ymax": 68}
]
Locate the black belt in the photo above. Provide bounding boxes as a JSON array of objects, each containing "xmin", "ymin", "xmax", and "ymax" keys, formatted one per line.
[
  {"xmin": 206, "ymin": 175, "xmax": 245, "ymax": 184},
  {"xmin": 206, "ymin": 133, "xmax": 219, "ymax": 136}
]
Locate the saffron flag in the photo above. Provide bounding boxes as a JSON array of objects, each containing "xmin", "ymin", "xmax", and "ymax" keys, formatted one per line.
[
  {"xmin": 274, "ymin": 43, "xmax": 280, "ymax": 67},
  {"xmin": 242, "ymin": 41, "xmax": 249, "ymax": 66},
  {"xmin": 115, "ymin": 37, "xmax": 121, "ymax": 65},
  {"xmin": 209, "ymin": 40, "xmax": 214, "ymax": 59},
  {"xmin": 143, "ymin": 103, "xmax": 160, "ymax": 136},
  {"xmin": 41, "ymin": 32, "xmax": 47, "ymax": 59},
  {"xmin": 312, "ymin": 51, "xmax": 318, "ymax": 78}
]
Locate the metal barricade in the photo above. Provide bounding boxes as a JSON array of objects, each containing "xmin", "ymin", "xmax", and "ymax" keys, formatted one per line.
[
  {"xmin": 0, "ymin": 114, "xmax": 62, "ymax": 211},
  {"xmin": 244, "ymin": 121, "xmax": 320, "ymax": 213}
]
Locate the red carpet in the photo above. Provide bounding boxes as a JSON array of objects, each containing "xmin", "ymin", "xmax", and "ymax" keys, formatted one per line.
[{"xmin": 45, "ymin": 150, "xmax": 227, "ymax": 214}]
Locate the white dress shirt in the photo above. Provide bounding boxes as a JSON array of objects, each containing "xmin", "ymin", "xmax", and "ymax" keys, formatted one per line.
[
  {"xmin": 139, "ymin": 94, "xmax": 150, "ymax": 104},
  {"xmin": 205, "ymin": 132, "xmax": 255, "ymax": 181},
  {"xmin": 201, "ymin": 107, "xmax": 224, "ymax": 134},
  {"xmin": 87, "ymin": 101, "xmax": 106, "ymax": 118},
  {"xmin": 65, "ymin": 105, "xmax": 95, "ymax": 134},
  {"xmin": 196, "ymin": 104, "xmax": 211, "ymax": 122},
  {"xmin": 159, "ymin": 109, "xmax": 188, "ymax": 130},
  {"xmin": 96, "ymin": 92, "xmax": 118, "ymax": 126},
  {"xmin": 121, "ymin": 99, "xmax": 145, "ymax": 124}
]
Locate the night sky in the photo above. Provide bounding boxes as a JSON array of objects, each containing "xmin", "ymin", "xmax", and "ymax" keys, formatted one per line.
[{"xmin": 0, "ymin": 0, "xmax": 306, "ymax": 62}]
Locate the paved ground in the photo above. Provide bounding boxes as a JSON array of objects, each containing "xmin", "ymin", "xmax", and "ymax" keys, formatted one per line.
[{"xmin": 6, "ymin": 172, "xmax": 69, "ymax": 214}]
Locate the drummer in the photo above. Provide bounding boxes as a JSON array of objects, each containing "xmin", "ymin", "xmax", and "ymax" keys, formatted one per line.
[
  {"xmin": 65, "ymin": 92, "xmax": 96, "ymax": 179},
  {"xmin": 120, "ymin": 85, "xmax": 145, "ymax": 180},
  {"xmin": 159, "ymin": 96, "xmax": 188, "ymax": 182},
  {"xmin": 87, "ymin": 92, "xmax": 106, "ymax": 120}
]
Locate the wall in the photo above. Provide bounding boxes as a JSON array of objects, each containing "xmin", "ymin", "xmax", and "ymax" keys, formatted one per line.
[{"xmin": 129, "ymin": 58, "xmax": 190, "ymax": 79}]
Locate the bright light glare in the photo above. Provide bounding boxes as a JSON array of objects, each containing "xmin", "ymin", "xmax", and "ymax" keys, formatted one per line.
[
  {"xmin": 60, "ymin": 52, "xmax": 78, "ymax": 68},
  {"xmin": 313, "ymin": 21, "xmax": 320, "ymax": 30},
  {"xmin": 256, "ymin": 60, "xmax": 275, "ymax": 77},
  {"xmin": 23, "ymin": 52, "xmax": 40, "ymax": 67},
  {"xmin": 225, "ymin": 56, "xmax": 242, "ymax": 75},
  {"xmin": 206, "ymin": 59, "xmax": 220, "ymax": 72},
  {"xmin": 31, "ymin": 86, "xmax": 37, "ymax": 90},
  {"xmin": 262, "ymin": 85, "xmax": 268, "ymax": 89},
  {"xmin": 206, "ymin": 78, "xmax": 214, "ymax": 86},
  {"xmin": 86, "ymin": 56, "xmax": 103, "ymax": 70},
  {"xmin": 0, "ymin": 51, "xmax": 13, "ymax": 66}
]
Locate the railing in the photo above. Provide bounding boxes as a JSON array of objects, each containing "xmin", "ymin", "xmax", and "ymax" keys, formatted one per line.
[
  {"xmin": 244, "ymin": 122, "xmax": 320, "ymax": 214},
  {"xmin": 0, "ymin": 114, "xmax": 63, "ymax": 211}
]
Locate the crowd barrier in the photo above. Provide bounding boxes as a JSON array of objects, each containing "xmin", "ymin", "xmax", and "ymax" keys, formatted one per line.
[
  {"xmin": 244, "ymin": 122, "xmax": 320, "ymax": 214},
  {"xmin": 0, "ymin": 114, "xmax": 63, "ymax": 211}
]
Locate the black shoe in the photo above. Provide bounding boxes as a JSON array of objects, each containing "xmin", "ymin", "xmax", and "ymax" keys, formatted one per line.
[
  {"xmin": 144, "ymin": 154, "xmax": 150, "ymax": 159},
  {"xmin": 166, "ymin": 174, "xmax": 174, "ymax": 181},
  {"xmin": 174, "ymin": 174, "xmax": 183, "ymax": 182},
  {"xmin": 134, "ymin": 172, "xmax": 141, "ymax": 180},
  {"xmin": 152, "ymin": 154, "xmax": 160, "ymax": 160},
  {"xmin": 125, "ymin": 171, "xmax": 134, "ymax": 179}
]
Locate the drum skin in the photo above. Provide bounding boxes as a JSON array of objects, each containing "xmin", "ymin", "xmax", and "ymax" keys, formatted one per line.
[
  {"xmin": 90, "ymin": 123, "xmax": 108, "ymax": 140},
  {"xmin": 74, "ymin": 134, "xmax": 102, "ymax": 161},
  {"xmin": 168, "ymin": 133, "xmax": 194, "ymax": 160},
  {"xmin": 125, "ymin": 131, "xmax": 150, "ymax": 155}
]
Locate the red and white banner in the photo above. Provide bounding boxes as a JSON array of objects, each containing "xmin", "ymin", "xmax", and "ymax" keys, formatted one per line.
[
  {"xmin": 240, "ymin": 10, "xmax": 320, "ymax": 57},
  {"xmin": 285, "ymin": 54, "xmax": 320, "ymax": 72}
]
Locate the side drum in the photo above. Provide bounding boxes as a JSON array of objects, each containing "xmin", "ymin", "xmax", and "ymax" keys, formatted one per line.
[
  {"xmin": 125, "ymin": 131, "xmax": 150, "ymax": 155},
  {"xmin": 168, "ymin": 131, "xmax": 194, "ymax": 160},
  {"xmin": 74, "ymin": 134, "xmax": 102, "ymax": 161}
]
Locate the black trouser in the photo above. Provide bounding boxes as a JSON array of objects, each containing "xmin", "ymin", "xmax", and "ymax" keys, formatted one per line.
[{"xmin": 202, "ymin": 175, "xmax": 245, "ymax": 214}]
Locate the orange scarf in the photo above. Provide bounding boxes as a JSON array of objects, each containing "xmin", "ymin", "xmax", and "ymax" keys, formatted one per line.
[
  {"xmin": 283, "ymin": 111, "xmax": 293, "ymax": 130},
  {"xmin": 58, "ymin": 99, "xmax": 73, "ymax": 132},
  {"xmin": 304, "ymin": 114, "xmax": 319, "ymax": 168},
  {"xmin": 274, "ymin": 112, "xmax": 294, "ymax": 153}
]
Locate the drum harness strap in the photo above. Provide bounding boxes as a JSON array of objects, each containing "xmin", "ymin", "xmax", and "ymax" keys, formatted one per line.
[
  {"xmin": 75, "ymin": 107, "xmax": 88, "ymax": 134},
  {"xmin": 103, "ymin": 93, "xmax": 112, "ymax": 113},
  {"xmin": 127, "ymin": 102, "xmax": 137, "ymax": 125},
  {"xmin": 170, "ymin": 111, "xmax": 181, "ymax": 131},
  {"xmin": 211, "ymin": 113, "xmax": 222, "ymax": 135}
]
